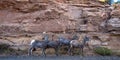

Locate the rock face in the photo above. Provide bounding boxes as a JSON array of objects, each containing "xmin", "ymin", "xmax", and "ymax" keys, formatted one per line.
[
  {"xmin": 107, "ymin": 18, "xmax": 120, "ymax": 30},
  {"xmin": 0, "ymin": 0, "xmax": 120, "ymax": 55}
]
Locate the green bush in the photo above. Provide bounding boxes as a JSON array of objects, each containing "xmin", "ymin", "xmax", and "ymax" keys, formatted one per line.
[{"xmin": 94, "ymin": 47, "xmax": 112, "ymax": 56}]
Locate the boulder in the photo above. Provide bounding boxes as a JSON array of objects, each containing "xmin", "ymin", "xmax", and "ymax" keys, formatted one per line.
[
  {"xmin": 107, "ymin": 18, "xmax": 120, "ymax": 31},
  {"xmin": 0, "ymin": 39, "xmax": 14, "ymax": 45},
  {"xmin": 99, "ymin": 34, "xmax": 110, "ymax": 42},
  {"xmin": 64, "ymin": 6, "xmax": 83, "ymax": 19},
  {"xmin": 111, "ymin": 9, "xmax": 120, "ymax": 18},
  {"xmin": 13, "ymin": 3, "xmax": 48, "ymax": 13},
  {"xmin": 89, "ymin": 39, "xmax": 101, "ymax": 46},
  {"xmin": 16, "ymin": 0, "xmax": 29, "ymax": 2},
  {"xmin": 81, "ymin": 8, "xmax": 110, "ymax": 32},
  {"xmin": 31, "ymin": 35, "xmax": 43, "ymax": 40},
  {"xmin": 0, "ymin": 0, "xmax": 16, "ymax": 9},
  {"xmin": 0, "ymin": 24, "xmax": 23, "ymax": 34},
  {"xmin": 78, "ymin": 25, "xmax": 87, "ymax": 31},
  {"xmin": 22, "ymin": 22, "xmax": 64, "ymax": 33},
  {"xmin": 101, "ymin": 42, "xmax": 108, "ymax": 46},
  {"xmin": 29, "ymin": 0, "xmax": 48, "ymax": 3}
]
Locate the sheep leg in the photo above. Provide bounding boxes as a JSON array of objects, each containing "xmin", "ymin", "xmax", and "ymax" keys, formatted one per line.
[
  {"xmin": 42, "ymin": 48, "xmax": 46, "ymax": 56},
  {"xmin": 55, "ymin": 47, "xmax": 59, "ymax": 56},
  {"xmin": 81, "ymin": 48, "xmax": 84, "ymax": 56},
  {"xmin": 28, "ymin": 47, "xmax": 33, "ymax": 56},
  {"xmin": 67, "ymin": 45, "xmax": 71, "ymax": 55},
  {"xmin": 69, "ymin": 46, "xmax": 73, "ymax": 55}
]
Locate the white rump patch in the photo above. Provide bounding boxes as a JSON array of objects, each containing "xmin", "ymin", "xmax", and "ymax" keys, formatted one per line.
[
  {"xmin": 70, "ymin": 40, "xmax": 74, "ymax": 44},
  {"xmin": 30, "ymin": 39, "xmax": 36, "ymax": 45},
  {"xmin": 43, "ymin": 32, "xmax": 46, "ymax": 34}
]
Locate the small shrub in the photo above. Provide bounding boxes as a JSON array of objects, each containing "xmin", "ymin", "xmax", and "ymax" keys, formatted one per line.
[
  {"xmin": 71, "ymin": 48, "xmax": 81, "ymax": 55},
  {"xmin": 94, "ymin": 47, "xmax": 112, "ymax": 56},
  {"xmin": 0, "ymin": 44, "xmax": 15, "ymax": 54},
  {"xmin": 59, "ymin": 46, "xmax": 68, "ymax": 54},
  {"xmin": 0, "ymin": 44, "xmax": 28, "ymax": 55},
  {"xmin": 112, "ymin": 50, "xmax": 120, "ymax": 56}
]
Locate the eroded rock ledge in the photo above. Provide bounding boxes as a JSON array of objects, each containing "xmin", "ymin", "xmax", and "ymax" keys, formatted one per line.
[{"xmin": 0, "ymin": 0, "xmax": 120, "ymax": 56}]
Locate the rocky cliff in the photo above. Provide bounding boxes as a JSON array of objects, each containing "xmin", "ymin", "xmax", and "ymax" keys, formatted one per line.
[{"xmin": 0, "ymin": 0, "xmax": 120, "ymax": 56}]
